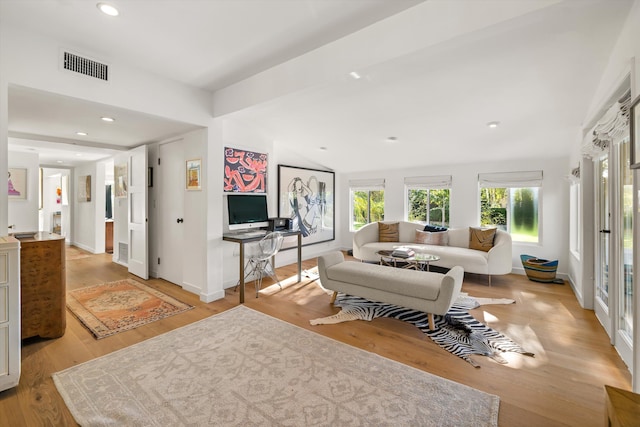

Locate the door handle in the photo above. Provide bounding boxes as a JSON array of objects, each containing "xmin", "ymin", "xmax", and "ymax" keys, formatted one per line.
[
  {"xmin": 599, "ymin": 229, "xmax": 611, "ymax": 233},
  {"xmin": 177, "ymin": 218, "xmax": 184, "ymax": 223}
]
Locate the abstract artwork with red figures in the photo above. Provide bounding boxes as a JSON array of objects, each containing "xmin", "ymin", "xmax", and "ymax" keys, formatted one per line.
[{"xmin": 224, "ymin": 147, "xmax": 267, "ymax": 193}]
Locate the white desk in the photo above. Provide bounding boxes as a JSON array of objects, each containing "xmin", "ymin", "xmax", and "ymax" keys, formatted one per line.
[{"xmin": 223, "ymin": 230, "xmax": 302, "ymax": 303}]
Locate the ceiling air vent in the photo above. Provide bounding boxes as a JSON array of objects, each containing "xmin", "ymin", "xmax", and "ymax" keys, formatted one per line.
[{"xmin": 62, "ymin": 51, "xmax": 109, "ymax": 81}]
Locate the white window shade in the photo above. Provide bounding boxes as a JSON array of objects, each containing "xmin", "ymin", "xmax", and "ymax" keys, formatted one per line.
[
  {"xmin": 404, "ymin": 175, "xmax": 452, "ymax": 189},
  {"xmin": 582, "ymin": 88, "xmax": 631, "ymax": 158},
  {"xmin": 478, "ymin": 171, "xmax": 542, "ymax": 188},
  {"xmin": 349, "ymin": 178, "xmax": 385, "ymax": 191}
]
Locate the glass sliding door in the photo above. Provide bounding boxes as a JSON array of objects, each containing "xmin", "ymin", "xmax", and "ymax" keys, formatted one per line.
[
  {"xmin": 616, "ymin": 139, "xmax": 633, "ymax": 366},
  {"xmin": 594, "ymin": 140, "xmax": 634, "ymax": 367},
  {"xmin": 595, "ymin": 156, "xmax": 612, "ymax": 336}
]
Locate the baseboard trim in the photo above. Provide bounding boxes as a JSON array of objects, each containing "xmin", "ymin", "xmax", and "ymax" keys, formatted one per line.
[{"xmin": 200, "ymin": 289, "xmax": 225, "ymax": 303}]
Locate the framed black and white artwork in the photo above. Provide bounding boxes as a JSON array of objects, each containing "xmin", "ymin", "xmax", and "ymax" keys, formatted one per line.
[{"xmin": 278, "ymin": 165, "xmax": 335, "ymax": 249}]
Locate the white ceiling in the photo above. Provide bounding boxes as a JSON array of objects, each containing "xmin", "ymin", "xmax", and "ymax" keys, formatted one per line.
[{"xmin": 2, "ymin": 0, "xmax": 634, "ymax": 172}]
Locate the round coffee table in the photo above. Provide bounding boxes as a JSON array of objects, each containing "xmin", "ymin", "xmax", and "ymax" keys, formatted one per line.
[{"xmin": 377, "ymin": 250, "xmax": 440, "ymax": 271}]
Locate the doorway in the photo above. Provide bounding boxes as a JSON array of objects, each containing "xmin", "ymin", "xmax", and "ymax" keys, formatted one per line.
[{"xmin": 40, "ymin": 167, "xmax": 71, "ymax": 241}]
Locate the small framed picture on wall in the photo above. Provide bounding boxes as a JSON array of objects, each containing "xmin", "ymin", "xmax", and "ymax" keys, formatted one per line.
[
  {"xmin": 186, "ymin": 158, "xmax": 201, "ymax": 191},
  {"xmin": 8, "ymin": 168, "xmax": 27, "ymax": 200},
  {"xmin": 78, "ymin": 175, "xmax": 91, "ymax": 202},
  {"xmin": 114, "ymin": 163, "xmax": 128, "ymax": 197}
]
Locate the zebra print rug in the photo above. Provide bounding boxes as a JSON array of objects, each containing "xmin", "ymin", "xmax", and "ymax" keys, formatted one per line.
[{"xmin": 311, "ymin": 294, "xmax": 534, "ymax": 368}]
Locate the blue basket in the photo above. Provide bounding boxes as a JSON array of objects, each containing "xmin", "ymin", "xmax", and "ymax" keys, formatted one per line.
[{"xmin": 520, "ymin": 254, "xmax": 563, "ymax": 284}]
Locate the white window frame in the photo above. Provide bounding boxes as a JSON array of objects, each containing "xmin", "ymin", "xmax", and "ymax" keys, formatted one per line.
[
  {"xmin": 569, "ymin": 181, "xmax": 581, "ymax": 259},
  {"xmin": 478, "ymin": 170, "xmax": 543, "ymax": 244},
  {"xmin": 349, "ymin": 178, "xmax": 385, "ymax": 231},
  {"xmin": 404, "ymin": 175, "xmax": 452, "ymax": 226}
]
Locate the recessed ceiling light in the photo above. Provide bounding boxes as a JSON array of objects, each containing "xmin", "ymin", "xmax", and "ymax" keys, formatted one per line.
[
  {"xmin": 76, "ymin": 131, "xmax": 88, "ymax": 136},
  {"xmin": 75, "ymin": 153, "xmax": 83, "ymax": 157},
  {"xmin": 385, "ymin": 136, "xmax": 398, "ymax": 143},
  {"xmin": 487, "ymin": 121, "xmax": 500, "ymax": 128},
  {"xmin": 97, "ymin": 2, "xmax": 119, "ymax": 16},
  {"xmin": 101, "ymin": 116, "xmax": 115, "ymax": 122},
  {"xmin": 319, "ymin": 146, "xmax": 328, "ymax": 151},
  {"xmin": 349, "ymin": 71, "xmax": 361, "ymax": 80}
]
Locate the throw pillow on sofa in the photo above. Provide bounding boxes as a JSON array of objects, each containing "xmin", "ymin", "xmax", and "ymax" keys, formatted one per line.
[
  {"xmin": 378, "ymin": 222, "xmax": 399, "ymax": 242},
  {"xmin": 415, "ymin": 229, "xmax": 448, "ymax": 246},
  {"xmin": 469, "ymin": 227, "xmax": 497, "ymax": 252},
  {"xmin": 423, "ymin": 224, "xmax": 448, "ymax": 232}
]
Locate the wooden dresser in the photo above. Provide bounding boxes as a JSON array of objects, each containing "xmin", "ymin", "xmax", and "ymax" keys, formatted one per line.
[{"xmin": 16, "ymin": 232, "xmax": 66, "ymax": 339}]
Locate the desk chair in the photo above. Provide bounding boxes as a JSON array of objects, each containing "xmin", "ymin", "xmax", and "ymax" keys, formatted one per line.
[{"xmin": 236, "ymin": 231, "xmax": 285, "ymax": 298}]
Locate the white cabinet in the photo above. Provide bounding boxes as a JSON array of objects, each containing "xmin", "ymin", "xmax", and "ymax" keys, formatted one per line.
[{"xmin": 0, "ymin": 236, "xmax": 20, "ymax": 392}]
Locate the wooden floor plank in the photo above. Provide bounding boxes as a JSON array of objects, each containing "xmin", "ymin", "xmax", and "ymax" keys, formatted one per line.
[{"xmin": 0, "ymin": 247, "xmax": 632, "ymax": 426}]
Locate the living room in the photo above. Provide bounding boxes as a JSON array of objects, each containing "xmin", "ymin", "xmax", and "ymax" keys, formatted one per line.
[{"xmin": 2, "ymin": 0, "xmax": 640, "ymax": 425}]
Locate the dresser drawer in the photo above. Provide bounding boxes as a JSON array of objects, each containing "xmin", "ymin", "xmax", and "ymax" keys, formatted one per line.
[
  {"xmin": 0, "ymin": 252, "xmax": 7, "ymax": 284},
  {"xmin": 0, "ymin": 252, "xmax": 8, "ymax": 324},
  {"xmin": 0, "ymin": 287, "xmax": 7, "ymax": 324},
  {"xmin": 0, "ymin": 325, "xmax": 7, "ymax": 376}
]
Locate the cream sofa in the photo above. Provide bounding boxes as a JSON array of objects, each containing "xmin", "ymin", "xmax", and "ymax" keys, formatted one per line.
[
  {"xmin": 318, "ymin": 251, "xmax": 464, "ymax": 330},
  {"xmin": 353, "ymin": 221, "xmax": 512, "ymax": 285}
]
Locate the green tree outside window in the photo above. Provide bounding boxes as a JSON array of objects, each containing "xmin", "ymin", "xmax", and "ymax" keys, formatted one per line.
[
  {"xmin": 480, "ymin": 187, "xmax": 538, "ymax": 242},
  {"xmin": 352, "ymin": 190, "xmax": 384, "ymax": 230},
  {"xmin": 407, "ymin": 189, "xmax": 449, "ymax": 226}
]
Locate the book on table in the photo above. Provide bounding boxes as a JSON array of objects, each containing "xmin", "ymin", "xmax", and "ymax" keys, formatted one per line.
[{"xmin": 391, "ymin": 247, "xmax": 415, "ymax": 258}]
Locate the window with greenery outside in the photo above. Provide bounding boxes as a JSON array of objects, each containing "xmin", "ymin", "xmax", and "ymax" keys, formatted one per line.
[
  {"xmin": 407, "ymin": 189, "xmax": 449, "ymax": 226},
  {"xmin": 480, "ymin": 187, "xmax": 539, "ymax": 243},
  {"xmin": 352, "ymin": 190, "xmax": 384, "ymax": 230}
]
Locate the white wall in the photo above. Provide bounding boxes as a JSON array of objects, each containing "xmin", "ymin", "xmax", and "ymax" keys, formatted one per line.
[
  {"xmin": 7, "ymin": 150, "xmax": 39, "ymax": 233},
  {"xmin": 341, "ymin": 157, "xmax": 570, "ymax": 277},
  {"xmin": 219, "ymin": 118, "xmax": 342, "ymax": 288},
  {"xmin": 182, "ymin": 129, "xmax": 208, "ymax": 296},
  {"xmin": 206, "ymin": 119, "xmax": 225, "ymax": 300},
  {"xmin": 149, "ymin": 128, "xmax": 209, "ymax": 296},
  {"xmin": 219, "ymin": 119, "xmax": 275, "ymax": 287}
]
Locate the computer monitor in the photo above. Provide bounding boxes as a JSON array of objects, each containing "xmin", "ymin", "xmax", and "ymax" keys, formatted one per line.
[{"xmin": 227, "ymin": 194, "xmax": 269, "ymax": 231}]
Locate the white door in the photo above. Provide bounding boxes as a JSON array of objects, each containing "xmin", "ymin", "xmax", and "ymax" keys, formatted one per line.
[
  {"xmin": 158, "ymin": 140, "xmax": 184, "ymax": 286},
  {"xmin": 127, "ymin": 145, "xmax": 149, "ymax": 280}
]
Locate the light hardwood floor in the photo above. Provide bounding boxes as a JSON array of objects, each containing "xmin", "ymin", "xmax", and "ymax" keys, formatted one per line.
[{"xmin": 0, "ymin": 246, "xmax": 632, "ymax": 426}]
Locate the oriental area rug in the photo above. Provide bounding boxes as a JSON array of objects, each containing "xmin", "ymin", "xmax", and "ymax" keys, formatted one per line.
[
  {"xmin": 54, "ymin": 305, "xmax": 500, "ymax": 427},
  {"xmin": 66, "ymin": 279, "xmax": 193, "ymax": 339},
  {"xmin": 311, "ymin": 294, "xmax": 534, "ymax": 368}
]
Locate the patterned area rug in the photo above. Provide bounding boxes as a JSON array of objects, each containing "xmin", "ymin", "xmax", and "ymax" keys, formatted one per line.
[
  {"xmin": 311, "ymin": 294, "xmax": 534, "ymax": 368},
  {"xmin": 66, "ymin": 279, "xmax": 193, "ymax": 339},
  {"xmin": 54, "ymin": 306, "xmax": 499, "ymax": 426}
]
